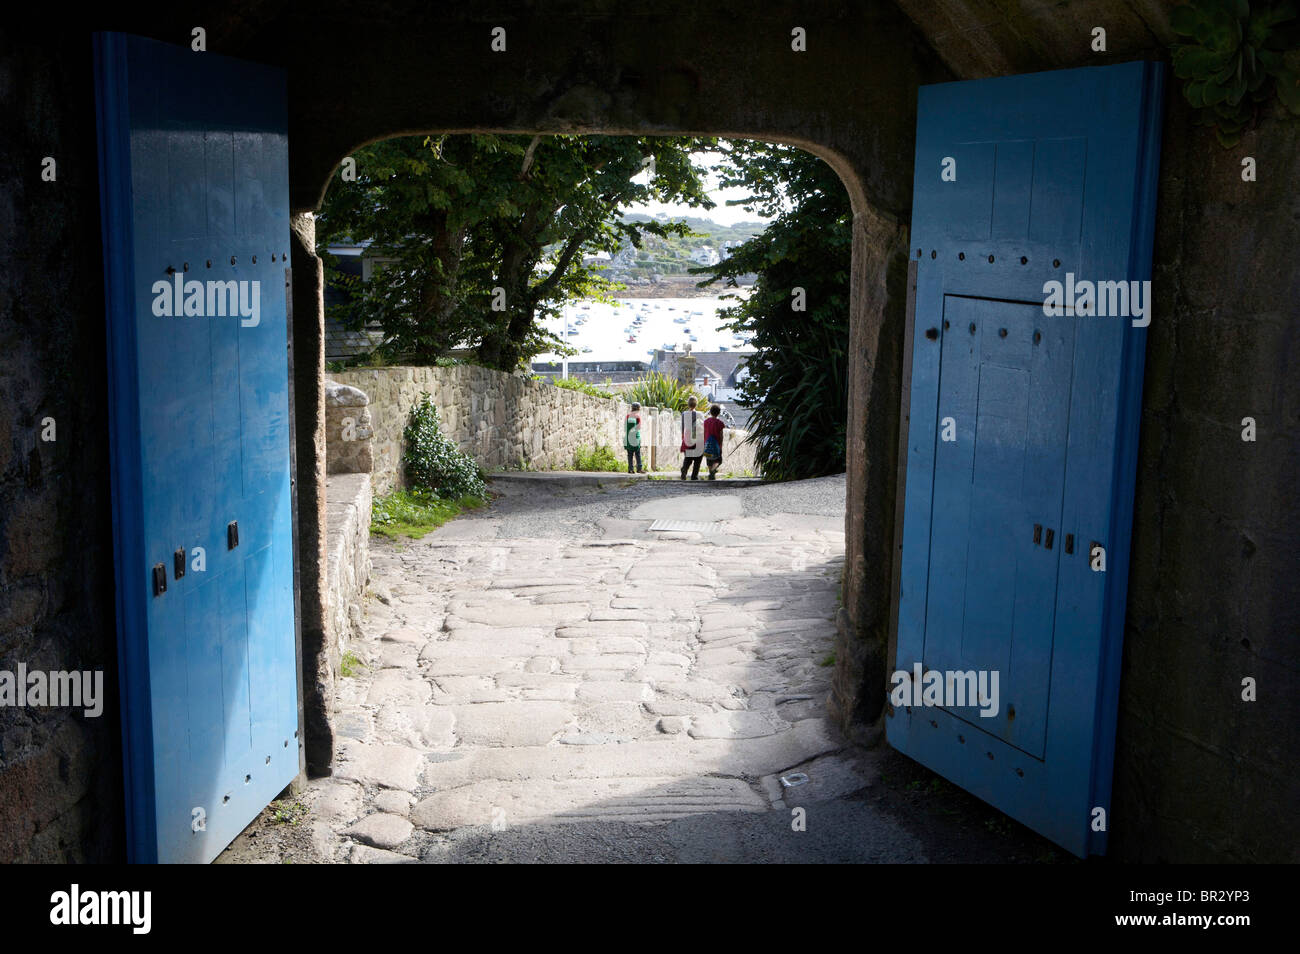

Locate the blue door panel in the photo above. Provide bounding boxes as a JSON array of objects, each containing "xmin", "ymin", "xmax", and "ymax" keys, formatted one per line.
[
  {"xmin": 94, "ymin": 32, "xmax": 299, "ymax": 863},
  {"xmin": 1028, "ymin": 139, "xmax": 1086, "ymax": 247},
  {"xmin": 922, "ymin": 296, "xmax": 1071, "ymax": 758},
  {"xmin": 889, "ymin": 62, "xmax": 1164, "ymax": 856}
]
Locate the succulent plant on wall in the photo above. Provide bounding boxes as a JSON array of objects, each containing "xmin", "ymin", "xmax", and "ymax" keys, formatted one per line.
[{"xmin": 1170, "ymin": 0, "xmax": 1300, "ymax": 146}]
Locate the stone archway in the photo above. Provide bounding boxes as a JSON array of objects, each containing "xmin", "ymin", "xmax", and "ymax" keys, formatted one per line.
[{"xmin": 277, "ymin": 2, "xmax": 952, "ymax": 770}]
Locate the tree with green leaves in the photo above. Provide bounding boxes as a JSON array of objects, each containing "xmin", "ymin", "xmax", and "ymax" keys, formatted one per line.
[
  {"xmin": 316, "ymin": 134, "xmax": 714, "ymax": 370},
  {"xmin": 693, "ymin": 141, "xmax": 852, "ymax": 480}
]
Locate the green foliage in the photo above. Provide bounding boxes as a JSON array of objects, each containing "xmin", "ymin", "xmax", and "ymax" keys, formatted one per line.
[
  {"xmin": 269, "ymin": 800, "xmax": 309, "ymax": 825},
  {"xmin": 371, "ymin": 487, "xmax": 486, "ymax": 540},
  {"xmin": 401, "ymin": 393, "xmax": 487, "ymax": 499},
  {"xmin": 1171, "ymin": 0, "xmax": 1300, "ymax": 146},
  {"xmin": 693, "ymin": 141, "xmax": 851, "ymax": 481},
  {"xmin": 340, "ymin": 652, "xmax": 364, "ymax": 678},
  {"xmin": 573, "ymin": 445, "xmax": 625, "ymax": 472},
  {"xmin": 623, "ymin": 371, "xmax": 700, "ymax": 412},
  {"xmin": 316, "ymin": 134, "xmax": 716, "ymax": 370},
  {"xmin": 551, "ymin": 376, "xmax": 615, "ymax": 399}
]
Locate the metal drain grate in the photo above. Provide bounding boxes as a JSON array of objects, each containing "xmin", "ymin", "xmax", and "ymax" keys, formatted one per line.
[{"xmin": 648, "ymin": 519, "xmax": 718, "ymax": 533}]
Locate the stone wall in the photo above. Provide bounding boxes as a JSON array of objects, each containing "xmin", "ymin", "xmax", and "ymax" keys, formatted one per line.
[
  {"xmin": 323, "ymin": 474, "xmax": 372, "ymax": 694},
  {"xmin": 325, "ymin": 381, "xmax": 374, "ymax": 476},
  {"xmin": 331, "ymin": 365, "xmax": 758, "ymax": 493}
]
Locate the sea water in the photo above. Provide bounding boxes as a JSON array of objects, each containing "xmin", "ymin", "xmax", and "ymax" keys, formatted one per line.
[{"xmin": 537, "ymin": 291, "xmax": 755, "ymax": 364}]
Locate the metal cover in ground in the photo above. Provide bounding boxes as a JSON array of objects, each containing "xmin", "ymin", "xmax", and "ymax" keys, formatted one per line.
[{"xmin": 648, "ymin": 519, "xmax": 717, "ymax": 533}]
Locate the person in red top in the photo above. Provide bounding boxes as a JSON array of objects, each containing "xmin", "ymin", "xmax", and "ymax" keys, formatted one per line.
[{"xmin": 702, "ymin": 403, "xmax": 726, "ymax": 480}]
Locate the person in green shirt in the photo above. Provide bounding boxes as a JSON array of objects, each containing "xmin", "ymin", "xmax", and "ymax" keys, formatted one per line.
[{"xmin": 625, "ymin": 402, "xmax": 645, "ymax": 474}]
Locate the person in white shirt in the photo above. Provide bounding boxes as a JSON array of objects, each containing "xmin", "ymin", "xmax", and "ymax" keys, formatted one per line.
[{"xmin": 680, "ymin": 397, "xmax": 704, "ymax": 480}]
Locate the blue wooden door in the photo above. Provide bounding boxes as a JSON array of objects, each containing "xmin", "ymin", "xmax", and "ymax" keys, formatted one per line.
[
  {"xmin": 889, "ymin": 62, "xmax": 1164, "ymax": 856},
  {"xmin": 93, "ymin": 33, "xmax": 300, "ymax": 863}
]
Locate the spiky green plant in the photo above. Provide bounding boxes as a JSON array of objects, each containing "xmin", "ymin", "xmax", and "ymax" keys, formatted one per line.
[
  {"xmin": 624, "ymin": 371, "xmax": 701, "ymax": 413},
  {"xmin": 1170, "ymin": 0, "xmax": 1300, "ymax": 146}
]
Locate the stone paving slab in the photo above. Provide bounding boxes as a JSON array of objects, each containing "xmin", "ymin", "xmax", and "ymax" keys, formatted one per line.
[
  {"xmin": 334, "ymin": 741, "xmax": 427, "ymax": 792},
  {"xmin": 416, "ymin": 720, "xmax": 840, "ymax": 790},
  {"xmin": 412, "ymin": 776, "xmax": 769, "ymax": 830}
]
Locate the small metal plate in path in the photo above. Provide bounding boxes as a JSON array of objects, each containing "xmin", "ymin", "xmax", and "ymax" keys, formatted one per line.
[{"xmin": 648, "ymin": 519, "xmax": 718, "ymax": 533}]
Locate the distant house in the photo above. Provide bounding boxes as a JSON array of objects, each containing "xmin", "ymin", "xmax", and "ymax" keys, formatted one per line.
[
  {"xmin": 689, "ymin": 245, "xmax": 720, "ymax": 266},
  {"xmin": 322, "ymin": 241, "xmax": 386, "ymax": 361},
  {"xmin": 650, "ymin": 349, "xmax": 756, "ymax": 427}
]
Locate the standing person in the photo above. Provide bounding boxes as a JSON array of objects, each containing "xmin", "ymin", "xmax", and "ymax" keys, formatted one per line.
[
  {"xmin": 680, "ymin": 396, "xmax": 704, "ymax": 480},
  {"xmin": 624, "ymin": 402, "xmax": 645, "ymax": 474},
  {"xmin": 703, "ymin": 403, "xmax": 726, "ymax": 480}
]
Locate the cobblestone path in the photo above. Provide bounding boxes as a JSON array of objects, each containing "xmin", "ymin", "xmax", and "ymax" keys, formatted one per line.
[{"xmin": 235, "ymin": 477, "xmax": 895, "ymax": 862}]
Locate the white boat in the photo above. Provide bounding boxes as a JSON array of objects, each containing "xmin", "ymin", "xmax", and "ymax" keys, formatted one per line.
[{"xmin": 581, "ymin": 347, "xmax": 592, "ymax": 353}]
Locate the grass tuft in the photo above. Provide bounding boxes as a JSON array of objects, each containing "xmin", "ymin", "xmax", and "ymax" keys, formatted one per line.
[{"xmin": 371, "ymin": 488, "xmax": 486, "ymax": 541}]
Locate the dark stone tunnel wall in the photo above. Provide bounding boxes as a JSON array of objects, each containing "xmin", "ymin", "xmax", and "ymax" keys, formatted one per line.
[
  {"xmin": 0, "ymin": 1, "xmax": 1295, "ymax": 862},
  {"xmin": 0, "ymin": 26, "xmax": 124, "ymax": 862},
  {"xmin": 1113, "ymin": 104, "xmax": 1300, "ymax": 864}
]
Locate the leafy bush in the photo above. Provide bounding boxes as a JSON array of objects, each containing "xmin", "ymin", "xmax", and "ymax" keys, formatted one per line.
[
  {"xmin": 552, "ymin": 376, "xmax": 616, "ymax": 400},
  {"xmin": 402, "ymin": 393, "xmax": 486, "ymax": 498},
  {"xmin": 624, "ymin": 371, "xmax": 700, "ymax": 412},
  {"xmin": 573, "ymin": 444, "xmax": 625, "ymax": 472},
  {"xmin": 1171, "ymin": 0, "xmax": 1300, "ymax": 146}
]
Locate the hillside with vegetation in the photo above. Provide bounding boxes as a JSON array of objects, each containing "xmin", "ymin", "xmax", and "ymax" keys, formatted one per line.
[{"xmin": 603, "ymin": 214, "xmax": 765, "ymax": 281}]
